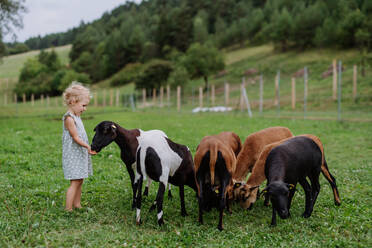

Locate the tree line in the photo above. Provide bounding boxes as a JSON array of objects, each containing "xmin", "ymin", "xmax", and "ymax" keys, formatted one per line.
[{"xmin": 7, "ymin": 0, "xmax": 372, "ymax": 98}]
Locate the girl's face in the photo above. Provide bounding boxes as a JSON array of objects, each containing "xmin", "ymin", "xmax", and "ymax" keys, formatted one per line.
[{"xmin": 70, "ymin": 97, "xmax": 89, "ymax": 116}]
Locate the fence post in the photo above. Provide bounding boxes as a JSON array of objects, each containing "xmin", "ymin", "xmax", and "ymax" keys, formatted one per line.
[
  {"xmin": 199, "ymin": 87, "xmax": 203, "ymax": 108},
  {"xmin": 291, "ymin": 77, "xmax": 296, "ymax": 110},
  {"xmin": 31, "ymin": 94, "xmax": 34, "ymax": 106},
  {"xmin": 211, "ymin": 84, "xmax": 215, "ymax": 107},
  {"xmin": 304, "ymin": 67, "xmax": 308, "ymax": 119},
  {"xmin": 259, "ymin": 75, "xmax": 263, "ymax": 114},
  {"xmin": 240, "ymin": 78, "xmax": 245, "ymax": 111},
  {"xmin": 14, "ymin": 94, "xmax": 17, "ymax": 104},
  {"xmin": 224, "ymin": 81, "xmax": 229, "ymax": 107},
  {"xmin": 338, "ymin": 61, "xmax": 342, "ymax": 121},
  {"xmin": 41, "ymin": 95, "xmax": 44, "ymax": 106},
  {"xmin": 177, "ymin": 86, "xmax": 181, "ymax": 112},
  {"xmin": 94, "ymin": 92, "xmax": 97, "ymax": 107},
  {"xmin": 55, "ymin": 97, "xmax": 58, "ymax": 107},
  {"xmin": 275, "ymin": 70, "xmax": 280, "ymax": 115},
  {"xmin": 142, "ymin": 89, "xmax": 146, "ymax": 107},
  {"xmin": 167, "ymin": 85, "xmax": 170, "ymax": 107},
  {"xmin": 116, "ymin": 89, "xmax": 120, "ymax": 107},
  {"xmin": 47, "ymin": 95, "xmax": 50, "ymax": 108},
  {"xmin": 4, "ymin": 93, "xmax": 7, "ymax": 106},
  {"xmin": 160, "ymin": 86, "xmax": 164, "ymax": 107},
  {"xmin": 23, "ymin": 93, "xmax": 26, "ymax": 104},
  {"xmin": 103, "ymin": 90, "xmax": 106, "ymax": 107},
  {"xmin": 353, "ymin": 65, "xmax": 357, "ymax": 101},
  {"xmin": 110, "ymin": 89, "xmax": 114, "ymax": 106},
  {"xmin": 152, "ymin": 88, "xmax": 156, "ymax": 106},
  {"xmin": 333, "ymin": 59, "xmax": 337, "ymax": 100}
]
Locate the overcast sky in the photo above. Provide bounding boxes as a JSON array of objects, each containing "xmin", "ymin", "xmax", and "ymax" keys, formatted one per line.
[{"xmin": 5, "ymin": 0, "xmax": 141, "ymax": 42}]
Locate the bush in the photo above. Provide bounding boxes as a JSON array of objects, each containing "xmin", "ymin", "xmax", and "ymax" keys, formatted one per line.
[
  {"xmin": 58, "ymin": 70, "xmax": 92, "ymax": 92},
  {"xmin": 135, "ymin": 59, "xmax": 173, "ymax": 90},
  {"xmin": 110, "ymin": 63, "xmax": 142, "ymax": 86}
]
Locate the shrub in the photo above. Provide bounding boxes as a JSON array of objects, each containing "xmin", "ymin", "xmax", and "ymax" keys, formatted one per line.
[
  {"xmin": 135, "ymin": 59, "xmax": 173, "ymax": 90},
  {"xmin": 110, "ymin": 63, "xmax": 142, "ymax": 86}
]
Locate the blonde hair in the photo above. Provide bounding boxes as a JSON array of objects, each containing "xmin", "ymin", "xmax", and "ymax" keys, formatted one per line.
[{"xmin": 63, "ymin": 81, "xmax": 91, "ymax": 106}]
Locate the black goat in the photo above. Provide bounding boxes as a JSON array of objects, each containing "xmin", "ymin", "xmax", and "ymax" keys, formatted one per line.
[{"xmin": 263, "ymin": 135, "xmax": 341, "ymax": 226}]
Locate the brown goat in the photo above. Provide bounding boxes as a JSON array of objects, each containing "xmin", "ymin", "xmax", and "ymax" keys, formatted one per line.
[
  {"xmin": 235, "ymin": 134, "xmax": 341, "ymax": 210},
  {"xmin": 233, "ymin": 126, "xmax": 293, "ymax": 182},
  {"xmin": 215, "ymin": 131, "xmax": 242, "ymax": 157},
  {"xmin": 194, "ymin": 133, "xmax": 238, "ymax": 231}
]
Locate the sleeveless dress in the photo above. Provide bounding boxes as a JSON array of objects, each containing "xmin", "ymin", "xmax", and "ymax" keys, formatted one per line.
[{"xmin": 62, "ymin": 112, "xmax": 92, "ymax": 180}]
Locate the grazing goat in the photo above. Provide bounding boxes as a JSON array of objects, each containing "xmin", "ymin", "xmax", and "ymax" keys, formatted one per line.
[
  {"xmin": 91, "ymin": 121, "xmax": 172, "ymax": 209},
  {"xmin": 233, "ymin": 127, "xmax": 293, "ymax": 182},
  {"xmin": 262, "ymin": 135, "xmax": 341, "ymax": 226},
  {"xmin": 194, "ymin": 133, "xmax": 237, "ymax": 231},
  {"xmin": 215, "ymin": 131, "xmax": 242, "ymax": 156},
  {"xmin": 134, "ymin": 129, "xmax": 197, "ymax": 226},
  {"xmin": 234, "ymin": 134, "xmax": 341, "ymax": 211}
]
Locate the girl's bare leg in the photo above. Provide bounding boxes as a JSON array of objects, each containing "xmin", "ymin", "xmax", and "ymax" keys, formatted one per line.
[
  {"xmin": 73, "ymin": 179, "xmax": 84, "ymax": 208},
  {"xmin": 65, "ymin": 179, "xmax": 83, "ymax": 211}
]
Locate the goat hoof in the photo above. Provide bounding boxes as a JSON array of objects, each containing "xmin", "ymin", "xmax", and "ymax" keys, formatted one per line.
[
  {"xmin": 218, "ymin": 225, "xmax": 224, "ymax": 231},
  {"xmin": 136, "ymin": 219, "xmax": 142, "ymax": 225},
  {"xmin": 143, "ymin": 188, "xmax": 149, "ymax": 196},
  {"xmin": 168, "ymin": 191, "xmax": 173, "ymax": 200},
  {"xmin": 158, "ymin": 218, "xmax": 164, "ymax": 226},
  {"xmin": 302, "ymin": 212, "xmax": 311, "ymax": 218},
  {"xmin": 181, "ymin": 211, "xmax": 188, "ymax": 217}
]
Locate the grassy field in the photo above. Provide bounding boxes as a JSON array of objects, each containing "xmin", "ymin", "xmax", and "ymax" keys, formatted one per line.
[{"xmin": 0, "ymin": 109, "xmax": 371, "ymax": 247}]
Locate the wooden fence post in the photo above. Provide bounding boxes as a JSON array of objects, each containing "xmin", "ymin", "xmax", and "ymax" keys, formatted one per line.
[
  {"xmin": 338, "ymin": 61, "xmax": 342, "ymax": 121},
  {"xmin": 291, "ymin": 77, "xmax": 296, "ymax": 110},
  {"xmin": 211, "ymin": 84, "xmax": 215, "ymax": 106},
  {"xmin": 199, "ymin": 87, "xmax": 203, "ymax": 108},
  {"xmin": 177, "ymin": 86, "xmax": 181, "ymax": 112},
  {"xmin": 41, "ymin": 95, "xmax": 44, "ymax": 105},
  {"xmin": 31, "ymin": 94, "xmax": 34, "ymax": 106},
  {"xmin": 353, "ymin": 65, "xmax": 357, "ymax": 101},
  {"xmin": 167, "ymin": 85, "xmax": 170, "ymax": 107},
  {"xmin": 55, "ymin": 97, "xmax": 58, "ymax": 107},
  {"xmin": 14, "ymin": 94, "xmax": 17, "ymax": 104},
  {"xmin": 23, "ymin": 93, "xmax": 26, "ymax": 104},
  {"xmin": 142, "ymin": 89, "xmax": 146, "ymax": 106},
  {"xmin": 94, "ymin": 92, "xmax": 97, "ymax": 107},
  {"xmin": 116, "ymin": 89, "xmax": 120, "ymax": 107},
  {"xmin": 333, "ymin": 59, "xmax": 337, "ymax": 100},
  {"xmin": 224, "ymin": 82, "xmax": 229, "ymax": 107},
  {"xmin": 259, "ymin": 75, "xmax": 263, "ymax": 113},
  {"xmin": 160, "ymin": 86, "xmax": 164, "ymax": 107},
  {"xmin": 304, "ymin": 67, "xmax": 308, "ymax": 119},
  {"xmin": 109, "ymin": 89, "xmax": 113, "ymax": 106},
  {"xmin": 103, "ymin": 90, "xmax": 106, "ymax": 107},
  {"xmin": 4, "ymin": 93, "xmax": 7, "ymax": 106},
  {"xmin": 152, "ymin": 88, "xmax": 156, "ymax": 105},
  {"xmin": 47, "ymin": 95, "xmax": 50, "ymax": 107},
  {"xmin": 276, "ymin": 70, "xmax": 280, "ymax": 115}
]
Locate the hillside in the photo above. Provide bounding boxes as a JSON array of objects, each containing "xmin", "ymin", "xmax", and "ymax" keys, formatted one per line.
[{"xmin": 0, "ymin": 43, "xmax": 371, "ymax": 120}]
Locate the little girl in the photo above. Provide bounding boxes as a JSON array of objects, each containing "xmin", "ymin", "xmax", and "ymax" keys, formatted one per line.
[{"xmin": 62, "ymin": 82, "xmax": 96, "ymax": 211}]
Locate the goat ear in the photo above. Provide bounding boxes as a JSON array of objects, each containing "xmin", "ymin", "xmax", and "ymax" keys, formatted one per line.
[
  {"xmin": 249, "ymin": 185, "xmax": 260, "ymax": 190},
  {"xmin": 287, "ymin": 184, "xmax": 295, "ymax": 190},
  {"xmin": 234, "ymin": 182, "xmax": 242, "ymax": 189}
]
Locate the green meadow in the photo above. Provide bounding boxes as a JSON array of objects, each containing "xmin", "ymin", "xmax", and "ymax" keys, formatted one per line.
[{"xmin": 0, "ymin": 109, "xmax": 371, "ymax": 247}]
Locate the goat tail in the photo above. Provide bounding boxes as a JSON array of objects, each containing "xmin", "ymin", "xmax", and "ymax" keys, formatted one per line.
[
  {"xmin": 209, "ymin": 143, "xmax": 218, "ymax": 186},
  {"xmin": 321, "ymin": 158, "xmax": 341, "ymax": 206}
]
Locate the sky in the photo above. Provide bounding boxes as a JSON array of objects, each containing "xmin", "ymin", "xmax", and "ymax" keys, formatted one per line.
[{"xmin": 5, "ymin": 0, "xmax": 141, "ymax": 42}]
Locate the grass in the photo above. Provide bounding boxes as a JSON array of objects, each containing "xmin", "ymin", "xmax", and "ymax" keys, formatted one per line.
[{"xmin": 0, "ymin": 109, "xmax": 371, "ymax": 247}]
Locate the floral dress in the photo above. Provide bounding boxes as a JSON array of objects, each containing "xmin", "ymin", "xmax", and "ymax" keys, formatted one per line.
[{"xmin": 62, "ymin": 112, "xmax": 92, "ymax": 180}]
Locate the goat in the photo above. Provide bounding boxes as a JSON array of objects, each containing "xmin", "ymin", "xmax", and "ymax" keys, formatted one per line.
[
  {"xmin": 215, "ymin": 131, "xmax": 242, "ymax": 156},
  {"xmin": 234, "ymin": 134, "xmax": 341, "ymax": 211},
  {"xmin": 233, "ymin": 126, "xmax": 293, "ymax": 183},
  {"xmin": 91, "ymin": 121, "xmax": 172, "ymax": 209},
  {"xmin": 194, "ymin": 133, "xmax": 237, "ymax": 231},
  {"xmin": 262, "ymin": 135, "xmax": 341, "ymax": 226},
  {"xmin": 134, "ymin": 129, "xmax": 197, "ymax": 226}
]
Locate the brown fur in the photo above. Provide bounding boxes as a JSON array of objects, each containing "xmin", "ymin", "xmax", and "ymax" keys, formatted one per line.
[
  {"xmin": 234, "ymin": 127, "xmax": 293, "ymax": 182},
  {"xmin": 194, "ymin": 136, "xmax": 237, "ymax": 188},
  {"xmin": 235, "ymin": 134, "xmax": 341, "ymax": 209},
  {"xmin": 215, "ymin": 131, "xmax": 242, "ymax": 157}
]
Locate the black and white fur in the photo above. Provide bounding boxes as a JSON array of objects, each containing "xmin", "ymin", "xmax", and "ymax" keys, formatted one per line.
[{"xmin": 134, "ymin": 130, "xmax": 197, "ymax": 226}]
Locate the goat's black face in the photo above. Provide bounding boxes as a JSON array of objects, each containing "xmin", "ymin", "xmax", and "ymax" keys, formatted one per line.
[
  {"xmin": 91, "ymin": 121, "xmax": 118, "ymax": 152},
  {"xmin": 265, "ymin": 182, "xmax": 290, "ymax": 219}
]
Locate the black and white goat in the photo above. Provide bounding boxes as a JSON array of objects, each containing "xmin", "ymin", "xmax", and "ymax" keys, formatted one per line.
[
  {"xmin": 134, "ymin": 129, "xmax": 197, "ymax": 225},
  {"xmin": 91, "ymin": 121, "xmax": 172, "ymax": 209}
]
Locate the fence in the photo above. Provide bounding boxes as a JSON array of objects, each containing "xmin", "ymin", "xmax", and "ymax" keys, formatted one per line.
[{"xmin": 0, "ymin": 61, "xmax": 370, "ymax": 121}]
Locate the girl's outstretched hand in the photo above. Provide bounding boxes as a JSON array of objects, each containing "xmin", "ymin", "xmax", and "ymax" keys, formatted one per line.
[{"xmin": 88, "ymin": 146, "xmax": 97, "ymax": 155}]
